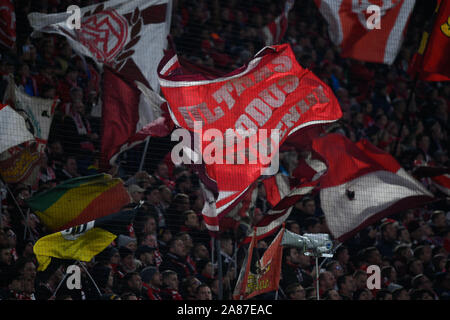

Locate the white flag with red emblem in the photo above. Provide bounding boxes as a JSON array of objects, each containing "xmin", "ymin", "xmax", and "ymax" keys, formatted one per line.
[
  {"xmin": 314, "ymin": 0, "xmax": 416, "ymax": 64},
  {"xmin": 0, "ymin": 0, "xmax": 16, "ymax": 48},
  {"xmin": 310, "ymin": 133, "xmax": 433, "ymax": 241},
  {"xmin": 28, "ymin": 0, "xmax": 171, "ymax": 92}
]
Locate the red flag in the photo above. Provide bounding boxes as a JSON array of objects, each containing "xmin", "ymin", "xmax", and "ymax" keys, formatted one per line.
[
  {"xmin": 432, "ymin": 174, "xmax": 450, "ymax": 196},
  {"xmin": 233, "ymin": 225, "xmax": 285, "ymax": 300},
  {"xmin": 310, "ymin": 134, "xmax": 434, "ymax": 241},
  {"xmin": 315, "ymin": 0, "xmax": 416, "ymax": 64},
  {"xmin": 100, "ymin": 68, "xmax": 171, "ymax": 169},
  {"xmin": 0, "ymin": 0, "xmax": 16, "ymax": 49},
  {"xmin": 158, "ymin": 44, "xmax": 342, "ymax": 233},
  {"xmin": 262, "ymin": 0, "xmax": 295, "ymax": 46},
  {"xmin": 408, "ymin": 0, "xmax": 450, "ymax": 81}
]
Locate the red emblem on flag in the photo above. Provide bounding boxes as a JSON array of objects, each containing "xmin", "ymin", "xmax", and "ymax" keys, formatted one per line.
[{"xmin": 76, "ymin": 9, "xmax": 129, "ymax": 63}]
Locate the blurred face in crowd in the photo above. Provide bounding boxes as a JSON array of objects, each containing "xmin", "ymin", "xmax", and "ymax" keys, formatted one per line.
[
  {"xmin": 383, "ymin": 223, "xmax": 397, "ymax": 241},
  {"xmin": 131, "ymin": 190, "xmax": 144, "ymax": 203},
  {"xmin": 176, "ymin": 195, "xmax": 190, "ymax": 212},
  {"xmin": 354, "ymin": 273, "xmax": 368, "ymax": 290},
  {"xmin": 326, "ymin": 289, "xmax": 341, "ymax": 300},
  {"xmin": 289, "ymin": 285, "xmax": 306, "ymax": 300},
  {"xmin": 122, "ymin": 254, "xmax": 136, "ymax": 272},
  {"xmin": 410, "ymin": 260, "xmax": 423, "ymax": 276},
  {"xmin": 341, "ymin": 275, "xmax": 355, "ymax": 294},
  {"xmin": 141, "ymin": 234, "xmax": 158, "ymax": 248},
  {"xmin": 185, "ymin": 212, "xmax": 200, "ymax": 229},
  {"xmin": 197, "ymin": 285, "xmax": 212, "ymax": 300},
  {"xmin": 159, "ymin": 186, "xmax": 172, "ymax": 203},
  {"xmin": 22, "ymin": 261, "xmax": 37, "ymax": 280},
  {"xmin": 64, "ymin": 157, "xmax": 78, "ymax": 176},
  {"xmin": 164, "ymin": 273, "xmax": 179, "ymax": 290},
  {"xmin": 221, "ymin": 239, "xmax": 233, "ymax": 257},
  {"xmin": 288, "ymin": 222, "xmax": 301, "ymax": 235},
  {"xmin": 320, "ymin": 272, "xmax": 336, "ymax": 290},
  {"xmin": 146, "ymin": 189, "xmax": 161, "ymax": 206},
  {"xmin": 157, "ymin": 163, "xmax": 169, "ymax": 179},
  {"xmin": 337, "ymin": 248, "xmax": 350, "ymax": 265},
  {"xmin": 128, "ymin": 274, "xmax": 142, "ymax": 292},
  {"xmin": 0, "ymin": 248, "xmax": 12, "ymax": 265},
  {"xmin": 357, "ymin": 289, "xmax": 372, "ymax": 300},
  {"xmin": 288, "ymin": 248, "xmax": 302, "ymax": 265},
  {"xmin": 329, "ymin": 262, "xmax": 344, "ymax": 278},
  {"xmin": 303, "ymin": 200, "xmax": 315, "ymax": 215},
  {"xmin": 194, "ymin": 244, "xmax": 210, "ymax": 261},
  {"xmin": 151, "ymin": 271, "xmax": 162, "ymax": 287},
  {"xmin": 144, "ymin": 216, "xmax": 157, "ymax": 235},
  {"xmin": 171, "ymin": 239, "xmax": 186, "ymax": 258},
  {"xmin": 433, "ymin": 213, "xmax": 447, "ymax": 228},
  {"xmin": 179, "ymin": 233, "xmax": 194, "ymax": 252},
  {"xmin": 395, "ymin": 289, "xmax": 410, "ymax": 300}
]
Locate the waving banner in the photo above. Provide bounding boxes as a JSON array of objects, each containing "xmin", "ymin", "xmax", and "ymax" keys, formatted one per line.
[{"xmin": 158, "ymin": 44, "xmax": 342, "ymax": 232}]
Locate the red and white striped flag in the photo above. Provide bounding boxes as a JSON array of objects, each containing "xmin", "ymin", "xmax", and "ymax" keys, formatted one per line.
[
  {"xmin": 311, "ymin": 133, "xmax": 434, "ymax": 241},
  {"xmin": 314, "ymin": 0, "xmax": 416, "ymax": 65},
  {"xmin": 0, "ymin": 0, "xmax": 16, "ymax": 48},
  {"xmin": 262, "ymin": 0, "xmax": 295, "ymax": 46}
]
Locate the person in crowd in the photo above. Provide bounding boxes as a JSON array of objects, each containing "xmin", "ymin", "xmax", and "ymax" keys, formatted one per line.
[{"xmin": 140, "ymin": 266, "xmax": 162, "ymax": 300}]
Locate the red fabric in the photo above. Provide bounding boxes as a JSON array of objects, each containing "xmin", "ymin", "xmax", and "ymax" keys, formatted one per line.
[
  {"xmin": 100, "ymin": 68, "xmax": 141, "ymax": 169},
  {"xmin": 233, "ymin": 226, "xmax": 285, "ymax": 299},
  {"xmin": 0, "ymin": 0, "xmax": 16, "ymax": 48},
  {"xmin": 420, "ymin": 0, "xmax": 450, "ymax": 80},
  {"xmin": 158, "ymin": 44, "xmax": 342, "ymax": 232},
  {"xmin": 315, "ymin": 0, "xmax": 414, "ymax": 64}
]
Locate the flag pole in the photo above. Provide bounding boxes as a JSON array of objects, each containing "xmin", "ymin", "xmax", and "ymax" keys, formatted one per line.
[
  {"xmin": 215, "ymin": 237, "xmax": 223, "ymax": 300},
  {"xmin": 138, "ymin": 136, "xmax": 151, "ymax": 172},
  {"xmin": 315, "ymin": 256, "xmax": 320, "ymax": 301},
  {"xmin": 50, "ymin": 269, "xmax": 70, "ymax": 299},
  {"xmin": 78, "ymin": 260, "xmax": 102, "ymax": 297},
  {"xmin": 0, "ymin": 174, "xmax": 35, "ymax": 242},
  {"xmin": 395, "ymin": 0, "xmax": 442, "ymax": 156}
]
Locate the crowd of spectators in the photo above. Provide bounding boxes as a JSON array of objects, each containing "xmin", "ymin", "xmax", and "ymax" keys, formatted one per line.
[{"xmin": 0, "ymin": 0, "xmax": 449, "ymax": 300}]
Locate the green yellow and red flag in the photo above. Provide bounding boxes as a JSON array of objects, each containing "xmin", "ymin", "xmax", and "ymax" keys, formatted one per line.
[{"xmin": 26, "ymin": 173, "xmax": 131, "ymax": 232}]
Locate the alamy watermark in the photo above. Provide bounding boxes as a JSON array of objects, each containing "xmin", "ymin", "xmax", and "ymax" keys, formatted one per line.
[
  {"xmin": 66, "ymin": 5, "xmax": 81, "ymax": 30},
  {"xmin": 171, "ymin": 121, "xmax": 280, "ymax": 175},
  {"xmin": 366, "ymin": 265, "xmax": 381, "ymax": 290}
]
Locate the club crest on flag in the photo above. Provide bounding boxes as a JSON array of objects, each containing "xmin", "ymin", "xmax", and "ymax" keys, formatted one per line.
[{"xmin": 76, "ymin": 8, "xmax": 129, "ymax": 64}]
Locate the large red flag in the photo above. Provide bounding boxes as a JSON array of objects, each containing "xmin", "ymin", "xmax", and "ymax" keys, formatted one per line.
[
  {"xmin": 315, "ymin": 0, "xmax": 416, "ymax": 65},
  {"xmin": 408, "ymin": 0, "xmax": 450, "ymax": 81},
  {"xmin": 158, "ymin": 44, "xmax": 342, "ymax": 234},
  {"xmin": 100, "ymin": 68, "xmax": 172, "ymax": 169},
  {"xmin": 309, "ymin": 134, "xmax": 434, "ymax": 241}
]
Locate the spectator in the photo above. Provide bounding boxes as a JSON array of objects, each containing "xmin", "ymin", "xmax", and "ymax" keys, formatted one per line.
[
  {"xmin": 120, "ymin": 272, "xmax": 144, "ymax": 299},
  {"xmin": 160, "ymin": 238, "xmax": 195, "ymax": 281},
  {"xmin": 160, "ymin": 270, "xmax": 183, "ymax": 300},
  {"xmin": 285, "ymin": 282, "xmax": 306, "ymax": 300},
  {"xmin": 140, "ymin": 266, "xmax": 162, "ymax": 300},
  {"xmin": 281, "ymin": 247, "xmax": 313, "ymax": 290},
  {"xmin": 196, "ymin": 283, "xmax": 213, "ymax": 300},
  {"xmin": 337, "ymin": 274, "xmax": 355, "ymax": 300}
]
